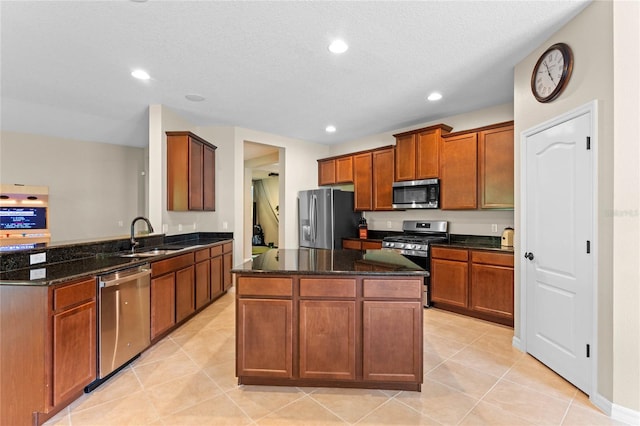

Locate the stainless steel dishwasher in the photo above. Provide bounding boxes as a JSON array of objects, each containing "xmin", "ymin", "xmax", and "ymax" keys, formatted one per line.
[{"xmin": 96, "ymin": 264, "xmax": 151, "ymax": 381}]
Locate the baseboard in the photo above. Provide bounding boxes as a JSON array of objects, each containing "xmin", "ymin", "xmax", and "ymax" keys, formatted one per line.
[
  {"xmin": 611, "ymin": 402, "xmax": 640, "ymax": 425},
  {"xmin": 512, "ymin": 335, "xmax": 524, "ymax": 352}
]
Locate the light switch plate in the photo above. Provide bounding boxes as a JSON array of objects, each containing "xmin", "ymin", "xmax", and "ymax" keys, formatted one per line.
[{"xmin": 30, "ymin": 252, "xmax": 47, "ymax": 265}]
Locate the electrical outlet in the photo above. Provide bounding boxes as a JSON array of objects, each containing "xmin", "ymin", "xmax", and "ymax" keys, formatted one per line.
[
  {"xmin": 491, "ymin": 224, "xmax": 498, "ymax": 232},
  {"xmin": 387, "ymin": 221, "xmax": 392, "ymax": 229},
  {"xmin": 223, "ymin": 221, "xmax": 228, "ymax": 230},
  {"xmin": 193, "ymin": 222, "xmax": 197, "ymax": 230},
  {"xmin": 118, "ymin": 220, "xmax": 123, "ymax": 227},
  {"xmin": 30, "ymin": 252, "xmax": 46, "ymax": 265},
  {"xmin": 178, "ymin": 224, "xmax": 183, "ymax": 231}
]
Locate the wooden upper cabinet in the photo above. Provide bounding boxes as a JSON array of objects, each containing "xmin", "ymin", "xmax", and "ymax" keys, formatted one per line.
[
  {"xmin": 394, "ymin": 124, "xmax": 452, "ymax": 181},
  {"xmin": 166, "ymin": 131, "xmax": 217, "ymax": 211},
  {"xmin": 318, "ymin": 155, "xmax": 353, "ymax": 186},
  {"xmin": 318, "ymin": 159, "xmax": 336, "ymax": 186},
  {"xmin": 478, "ymin": 123, "xmax": 514, "ymax": 209},
  {"xmin": 372, "ymin": 147, "xmax": 394, "ymax": 210},
  {"xmin": 353, "ymin": 152, "xmax": 373, "ymax": 211},
  {"xmin": 335, "ymin": 156, "xmax": 354, "ymax": 183},
  {"xmin": 440, "ymin": 131, "xmax": 478, "ymax": 209}
]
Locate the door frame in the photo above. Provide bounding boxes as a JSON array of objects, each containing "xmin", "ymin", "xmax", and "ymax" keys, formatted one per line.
[{"xmin": 518, "ymin": 100, "xmax": 599, "ymax": 398}]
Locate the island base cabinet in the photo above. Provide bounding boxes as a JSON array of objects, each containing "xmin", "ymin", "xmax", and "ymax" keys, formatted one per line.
[
  {"xmin": 362, "ymin": 301, "xmax": 422, "ymax": 383},
  {"xmin": 237, "ymin": 299, "xmax": 292, "ymax": 378},
  {"xmin": 299, "ymin": 300, "xmax": 356, "ymax": 380}
]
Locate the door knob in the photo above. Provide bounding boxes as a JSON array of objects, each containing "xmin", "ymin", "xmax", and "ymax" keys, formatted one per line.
[{"xmin": 524, "ymin": 252, "xmax": 534, "ymax": 261}]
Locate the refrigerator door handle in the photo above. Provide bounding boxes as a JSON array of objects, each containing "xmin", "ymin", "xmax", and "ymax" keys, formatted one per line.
[{"xmin": 310, "ymin": 194, "xmax": 317, "ymax": 243}]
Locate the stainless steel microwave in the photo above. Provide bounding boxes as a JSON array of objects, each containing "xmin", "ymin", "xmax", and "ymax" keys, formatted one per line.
[{"xmin": 392, "ymin": 178, "xmax": 439, "ymax": 209}]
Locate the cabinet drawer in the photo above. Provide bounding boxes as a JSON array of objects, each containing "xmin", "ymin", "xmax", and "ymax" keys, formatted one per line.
[
  {"xmin": 237, "ymin": 276, "xmax": 293, "ymax": 297},
  {"xmin": 300, "ymin": 278, "xmax": 356, "ymax": 298},
  {"xmin": 210, "ymin": 245, "xmax": 223, "ymax": 257},
  {"xmin": 195, "ymin": 248, "xmax": 210, "ymax": 263},
  {"xmin": 362, "ymin": 241, "xmax": 382, "ymax": 250},
  {"xmin": 431, "ymin": 247, "xmax": 469, "ymax": 262},
  {"xmin": 151, "ymin": 253, "xmax": 194, "ymax": 277},
  {"xmin": 471, "ymin": 251, "xmax": 514, "ymax": 267},
  {"xmin": 363, "ymin": 278, "xmax": 422, "ymax": 299},
  {"xmin": 342, "ymin": 239, "xmax": 361, "ymax": 250},
  {"xmin": 54, "ymin": 277, "xmax": 96, "ymax": 311},
  {"xmin": 223, "ymin": 242, "xmax": 233, "ymax": 253}
]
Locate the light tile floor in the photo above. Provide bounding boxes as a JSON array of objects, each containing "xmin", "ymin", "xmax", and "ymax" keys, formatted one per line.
[{"xmin": 45, "ymin": 288, "xmax": 624, "ymax": 426}]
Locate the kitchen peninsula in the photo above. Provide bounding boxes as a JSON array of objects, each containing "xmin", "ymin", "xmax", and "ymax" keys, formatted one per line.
[{"xmin": 233, "ymin": 248, "xmax": 427, "ymax": 391}]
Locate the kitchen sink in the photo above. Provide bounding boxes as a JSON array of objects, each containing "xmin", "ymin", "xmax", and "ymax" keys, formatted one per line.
[{"xmin": 119, "ymin": 248, "xmax": 183, "ymax": 258}]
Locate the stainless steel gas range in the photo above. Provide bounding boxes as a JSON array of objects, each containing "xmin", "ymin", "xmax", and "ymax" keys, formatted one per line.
[{"xmin": 382, "ymin": 220, "xmax": 449, "ymax": 307}]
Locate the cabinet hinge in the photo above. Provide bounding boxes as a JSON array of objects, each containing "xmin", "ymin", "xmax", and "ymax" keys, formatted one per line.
[
  {"xmin": 586, "ymin": 137, "xmax": 591, "ymax": 150},
  {"xmin": 587, "ymin": 240, "xmax": 591, "ymax": 254},
  {"xmin": 586, "ymin": 344, "xmax": 591, "ymax": 358}
]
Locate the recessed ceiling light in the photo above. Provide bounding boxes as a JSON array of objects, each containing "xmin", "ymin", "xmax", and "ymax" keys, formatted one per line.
[
  {"xmin": 328, "ymin": 39, "xmax": 348, "ymax": 54},
  {"xmin": 131, "ymin": 69, "xmax": 150, "ymax": 80},
  {"xmin": 427, "ymin": 92, "xmax": 443, "ymax": 101},
  {"xmin": 325, "ymin": 125, "xmax": 337, "ymax": 133},
  {"xmin": 185, "ymin": 94, "xmax": 205, "ymax": 102}
]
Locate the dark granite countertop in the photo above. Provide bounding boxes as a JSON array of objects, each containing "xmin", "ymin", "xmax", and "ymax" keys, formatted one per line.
[
  {"xmin": 0, "ymin": 233, "xmax": 233, "ymax": 286},
  {"xmin": 434, "ymin": 234, "xmax": 515, "ymax": 254},
  {"xmin": 233, "ymin": 248, "xmax": 428, "ymax": 276}
]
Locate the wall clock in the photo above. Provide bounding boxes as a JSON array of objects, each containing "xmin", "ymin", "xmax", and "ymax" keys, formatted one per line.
[{"xmin": 531, "ymin": 42, "xmax": 574, "ymax": 103}]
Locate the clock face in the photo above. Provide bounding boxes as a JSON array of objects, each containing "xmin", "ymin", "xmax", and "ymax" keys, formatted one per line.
[{"xmin": 531, "ymin": 43, "xmax": 573, "ymax": 103}]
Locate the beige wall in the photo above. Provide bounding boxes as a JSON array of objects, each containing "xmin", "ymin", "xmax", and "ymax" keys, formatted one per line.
[
  {"xmin": 612, "ymin": 0, "xmax": 640, "ymax": 415},
  {"xmin": 514, "ymin": 0, "xmax": 639, "ymax": 415},
  {"xmin": 0, "ymin": 131, "xmax": 146, "ymax": 243}
]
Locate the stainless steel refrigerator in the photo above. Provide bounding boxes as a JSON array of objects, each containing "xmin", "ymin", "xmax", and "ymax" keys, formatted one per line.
[{"xmin": 298, "ymin": 189, "xmax": 360, "ymax": 249}]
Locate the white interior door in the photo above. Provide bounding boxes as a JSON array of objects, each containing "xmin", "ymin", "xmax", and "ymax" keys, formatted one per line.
[{"xmin": 522, "ymin": 107, "xmax": 594, "ymax": 394}]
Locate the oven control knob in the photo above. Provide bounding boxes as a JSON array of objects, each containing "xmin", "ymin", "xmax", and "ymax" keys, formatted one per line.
[{"xmin": 405, "ymin": 244, "xmax": 414, "ymax": 250}]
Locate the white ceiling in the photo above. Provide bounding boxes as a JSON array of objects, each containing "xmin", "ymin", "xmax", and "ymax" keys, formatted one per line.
[{"xmin": 1, "ymin": 1, "xmax": 590, "ymax": 149}]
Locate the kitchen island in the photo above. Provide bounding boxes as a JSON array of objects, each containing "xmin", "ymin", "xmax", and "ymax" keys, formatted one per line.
[{"xmin": 233, "ymin": 248, "xmax": 427, "ymax": 391}]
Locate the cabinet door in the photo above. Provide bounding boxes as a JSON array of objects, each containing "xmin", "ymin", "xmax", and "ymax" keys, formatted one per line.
[
  {"xmin": 440, "ymin": 132, "xmax": 478, "ymax": 209},
  {"xmin": 478, "ymin": 124, "xmax": 514, "ymax": 209},
  {"xmin": 202, "ymin": 143, "xmax": 216, "ymax": 211},
  {"xmin": 299, "ymin": 300, "xmax": 356, "ymax": 380},
  {"xmin": 372, "ymin": 147, "xmax": 394, "ymax": 210},
  {"xmin": 362, "ymin": 240, "xmax": 382, "ymax": 250},
  {"xmin": 394, "ymin": 134, "xmax": 416, "ymax": 181},
  {"xmin": 151, "ymin": 274, "xmax": 175, "ymax": 339},
  {"xmin": 354, "ymin": 152, "xmax": 372, "ymax": 211},
  {"xmin": 335, "ymin": 156, "xmax": 354, "ymax": 183},
  {"xmin": 363, "ymin": 301, "xmax": 422, "ymax": 382},
  {"xmin": 318, "ymin": 159, "xmax": 336, "ymax": 186},
  {"xmin": 188, "ymin": 138, "xmax": 204, "ymax": 210},
  {"xmin": 237, "ymin": 299, "xmax": 292, "ymax": 378},
  {"xmin": 210, "ymin": 255, "xmax": 223, "ymax": 297},
  {"xmin": 430, "ymin": 258, "xmax": 469, "ymax": 307},
  {"xmin": 416, "ymin": 128, "xmax": 440, "ymax": 179},
  {"xmin": 470, "ymin": 263, "xmax": 514, "ymax": 320},
  {"xmin": 223, "ymin": 252, "xmax": 233, "ymax": 290},
  {"xmin": 195, "ymin": 260, "xmax": 210, "ymax": 310},
  {"xmin": 52, "ymin": 300, "xmax": 96, "ymax": 406},
  {"xmin": 175, "ymin": 266, "xmax": 195, "ymax": 323}
]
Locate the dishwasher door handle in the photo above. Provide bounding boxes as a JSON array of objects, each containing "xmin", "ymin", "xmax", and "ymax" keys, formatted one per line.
[{"xmin": 100, "ymin": 269, "xmax": 151, "ymax": 288}]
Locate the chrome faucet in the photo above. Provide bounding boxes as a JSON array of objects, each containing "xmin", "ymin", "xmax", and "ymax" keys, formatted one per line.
[{"xmin": 130, "ymin": 216, "xmax": 154, "ymax": 252}]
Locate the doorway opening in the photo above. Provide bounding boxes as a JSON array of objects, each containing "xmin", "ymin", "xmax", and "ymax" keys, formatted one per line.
[{"xmin": 244, "ymin": 141, "xmax": 281, "ymax": 258}]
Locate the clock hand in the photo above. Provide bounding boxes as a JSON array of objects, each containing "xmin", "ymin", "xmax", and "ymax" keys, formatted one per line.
[{"xmin": 543, "ymin": 61, "xmax": 555, "ymax": 84}]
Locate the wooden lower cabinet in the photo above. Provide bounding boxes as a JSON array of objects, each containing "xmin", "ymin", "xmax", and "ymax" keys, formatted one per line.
[
  {"xmin": 52, "ymin": 300, "xmax": 97, "ymax": 406},
  {"xmin": 151, "ymin": 273, "xmax": 176, "ymax": 339},
  {"xmin": 175, "ymin": 266, "xmax": 195, "ymax": 323},
  {"xmin": 343, "ymin": 238, "xmax": 383, "ymax": 250},
  {"xmin": 431, "ymin": 246, "xmax": 514, "ymax": 326},
  {"xmin": 299, "ymin": 300, "xmax": 356, "ymax": 380},
  {"xmin": 210, "ymin": 255, "xmax": 223, "ymax": 297},
  {"xmin": 236, "ymin": 274, "xmax": 423, "ymax": 391},
  {"xmin": 195, "ymin": 260, "xmax": 210, "ymax": 310},
  {"xmin": 362, "ymin": 301, "xmax": 422, "ymax": 383}
]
